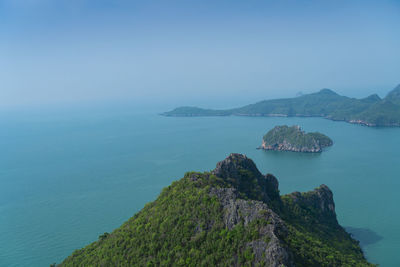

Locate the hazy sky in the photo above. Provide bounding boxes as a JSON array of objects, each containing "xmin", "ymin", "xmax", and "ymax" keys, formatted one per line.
[{"xmin": 1, "ymin": 0, "xmax": 400, "ymax": 110}]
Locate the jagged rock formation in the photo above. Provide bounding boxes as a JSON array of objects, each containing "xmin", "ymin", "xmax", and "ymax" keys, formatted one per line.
[
  {"xmin": 212, "ymin": 153, "xmax": 280, "ymax": 202},
  {"xmin": 209, "ymin": 187, "xmax": 292, "ymax": 266},
  {"xmin": 260, "ymin": 125, "xmax": 333, "ymax": 153},
  {"xmin": 60, "ymin": 154, "xmax": 374, "ymax": 267}
]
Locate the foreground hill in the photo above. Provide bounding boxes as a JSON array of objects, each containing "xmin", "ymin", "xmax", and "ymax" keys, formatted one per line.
[
  {"xmin": 260, "ymin": 125, "xmax": 333, "ymax": 153},
  {"xmin": 60, "ymin": 154, "xmax": 374, "ymax": 267},
  {"xmin": 163, "ymin": 85, "xmax": 400, "ymax": 127}
]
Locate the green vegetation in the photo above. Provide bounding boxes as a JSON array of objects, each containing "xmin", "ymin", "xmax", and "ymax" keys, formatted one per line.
[
  {"xmin": 261, "ymin": 125, "xmax": 333, "ymax": 152},
  {"xmin": 163, "ymin": 85, "xmax": 400, "ymax": 127},
  {"xmin": 308, "ymin": 132, "xmax": 333, "ymax": 147},
  {"xmin": 284, "ymin": 225, "xmax": 371, "ymax": 267},
  {"xmin": 60, "ymin": 155, "xmax": 374, "ymax": 267},
  {"xmin": 60, "ymin": 173, "xmax": 265, "ymax": 266},
  {"xmin": 281, "ymin": 187, "xmax": 371, "ymax": 266}
]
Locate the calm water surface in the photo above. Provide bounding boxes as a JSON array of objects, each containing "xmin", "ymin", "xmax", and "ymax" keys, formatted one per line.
[{"xmin": 0, "ymin": 110, "xmax": 399, "ymax": 266}]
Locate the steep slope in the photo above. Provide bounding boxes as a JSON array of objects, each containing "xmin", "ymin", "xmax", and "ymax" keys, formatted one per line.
[
  {"xmin": 163, "ymin": 85, "xmax": 400, "ymax": 127},
  {"xmin": 385, "ymin": 84, "xmax": 400, "ymax": 104},
  {"xmin": 60, "ymin": 154, "xmax": 374, "ymax": 267}
]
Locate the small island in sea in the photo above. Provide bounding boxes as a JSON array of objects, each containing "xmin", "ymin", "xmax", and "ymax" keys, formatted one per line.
[
  {"xmin": 60, "ymin": 154, "xmax": 373, "ymax": 266},
  {"xmin": 260, "ymin": 125, "xmax": 333, "ymax": 153}
]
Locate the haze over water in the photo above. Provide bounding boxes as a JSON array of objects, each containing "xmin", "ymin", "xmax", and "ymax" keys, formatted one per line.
[
  {"xmin": 2, "ymin": 1, "xmax": 400, "ymax": 266},
  {"xmin": 1, "ymin": 109, "xmax": 399, "ymax": 266},
  {"xmin": 2, "ymin": 0, "xmax": 400, "ymax": 109}
]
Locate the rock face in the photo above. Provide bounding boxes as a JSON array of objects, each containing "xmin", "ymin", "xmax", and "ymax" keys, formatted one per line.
[
  {"xmin": 210, "ymin": 154, "xmax": 292, "ymax": 266},
  {"xmin": 209, "ymin": 187, "xmax": 293, "ymax": 267},
  {"xmin": 212, "ymin": 153, "xmax": 280, "ymax": 203},
  {"xmin": 283, "ymin": 184, "xmax": 337, "ymax": 224},
  {"xmin": 261, "ymin": 125, "xmax": 333, "ymax": 153},
  {"xmin": 60, "ymin": 154, "xmax": 374, "ymax": 267}
]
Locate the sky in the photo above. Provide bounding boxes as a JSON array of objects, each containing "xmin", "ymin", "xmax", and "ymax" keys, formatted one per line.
[{"xmin": 1, "ymin": 0, "xmax": 400, "ymax": 110}]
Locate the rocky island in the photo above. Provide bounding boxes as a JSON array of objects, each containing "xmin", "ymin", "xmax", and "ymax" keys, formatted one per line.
[
  {"xmin": 260, "ymin": 125, "xmax": 333, "ymax": 153},
  {"xmin": 60, "ymin": 154, "xmax": 373, "ymax": 267}
]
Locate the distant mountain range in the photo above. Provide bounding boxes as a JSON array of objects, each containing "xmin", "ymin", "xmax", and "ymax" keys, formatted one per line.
[{"xmin": 163, "ymin": 85, "xmax": 400, "ymax": 127}]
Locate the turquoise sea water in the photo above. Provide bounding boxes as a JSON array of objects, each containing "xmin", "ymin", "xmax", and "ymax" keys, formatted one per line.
[{"xmin": 1, "ymin": 110, "xmax": 399, "ymax": 266}]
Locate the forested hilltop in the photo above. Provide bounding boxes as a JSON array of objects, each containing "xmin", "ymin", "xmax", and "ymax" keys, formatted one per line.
[
  {"xmin": 60, "ymin": 154, "xmax": 374, "ymax": 267},
  {"xmin": 261, "ymin": 125, "xmax": 333, "ymax": 153},
  {"xmin": 163, "ymin": 85, "xmax": 400, "ymax": 127}
]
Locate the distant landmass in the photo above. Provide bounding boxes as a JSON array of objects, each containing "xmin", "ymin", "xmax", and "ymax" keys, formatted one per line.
[
  {"xmin": 60, "ymin": 154, "xmax": 374, "ymax": 266},
  {"xmin": 163, "ymin": 84, "xmax": 400, "ymax": 127},
  {"xmin": 260, "ymin": 125, "xmax": 333, "ymax": 153}
]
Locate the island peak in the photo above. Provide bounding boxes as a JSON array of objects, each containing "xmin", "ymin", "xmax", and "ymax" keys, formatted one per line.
[
  {"xmin": 317, "ymin": 88, "xmax": 338, "ymax": 95},
  {"xmin": 60, "ymin": 154, "xmax": 374, "ymax": 267},
  {"xmin": 385, "ymin": 84, "xmax": 400, "ymax": 104},
  {"xmin": 212, "ymin": 153, "xmax": 280, "ymax": 203}
]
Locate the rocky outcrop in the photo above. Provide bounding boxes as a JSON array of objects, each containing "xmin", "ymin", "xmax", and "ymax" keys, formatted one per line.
[
  {"xmin": 209, "ymin": 154, "xmax": 294, "ymax": 266},
  {"xmin": 261, "ymin": 139, "xmax": 323, "ymax": 153},
  {"xmin": 207, "ymin": 154, "xmax": 342, "ymax": 267},
  {"xmin": 60, "ymin": 153, "xmax": 374, "ymax": 267},
  {"xmin": 260, "ymin": 125, "xmax": 333, "ymax": 153},
  {"xmin": 209, "ymin": 186, "xmax": 294, "ymax": 267},
  {"xmin": 283, "ymin": 184, "xmax": 337, "ymax": 225},
  {"xmin": 207, "ymin": 154, "xmax": 356, "ymax": 267},
  {"xmin": 212, "ymin": 153, "xmax": 280, "ymax": 202},
  {"xmin": 212, "ymin": 153, "xmax": 263, "ymax": 180}
]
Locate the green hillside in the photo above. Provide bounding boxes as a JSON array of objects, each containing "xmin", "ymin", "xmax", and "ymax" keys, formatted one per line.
[{"xmin": 60, "ymin": 154, "xmax": 374, "ymax": 267}]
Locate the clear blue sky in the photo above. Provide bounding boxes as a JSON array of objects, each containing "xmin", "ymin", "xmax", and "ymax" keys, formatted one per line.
[{"xmin": 1, "ymin": 0, "xmax": 399, "ymax": 110}]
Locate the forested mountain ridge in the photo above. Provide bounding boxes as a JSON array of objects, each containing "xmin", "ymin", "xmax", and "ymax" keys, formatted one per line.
[{"xmin": 163, "ymin": 85, "xmax": 400, "ymax": 127}]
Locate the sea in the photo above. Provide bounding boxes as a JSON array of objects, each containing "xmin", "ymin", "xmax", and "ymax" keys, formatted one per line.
[{"xmin": 1, "ymin": 107, "xmax": 399, "ymax": 266}]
